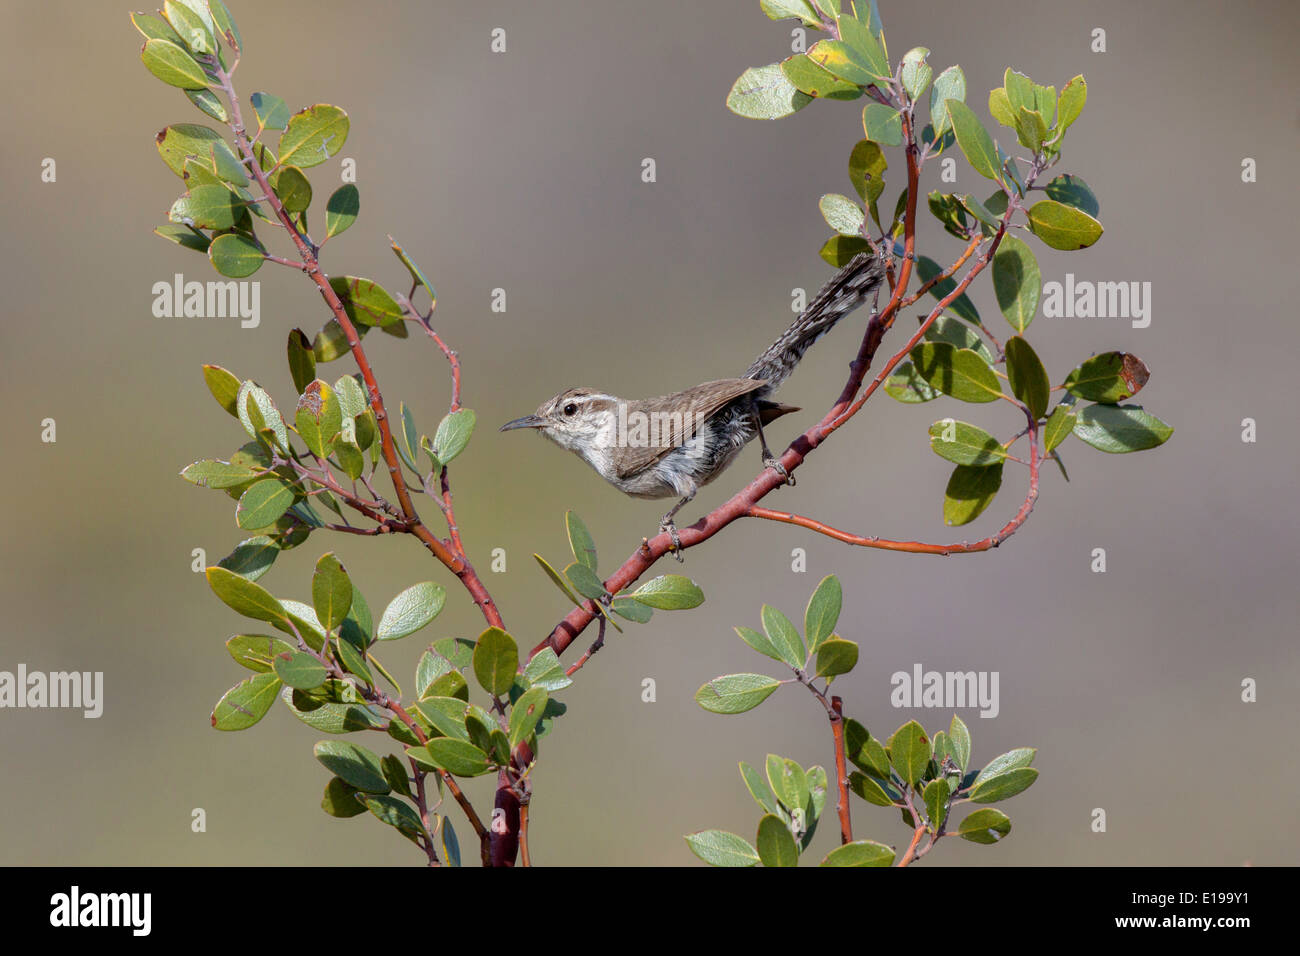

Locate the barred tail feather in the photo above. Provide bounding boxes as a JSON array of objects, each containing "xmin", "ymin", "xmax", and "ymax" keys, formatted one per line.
[{"xmin": 744, "ymin": 252, "xmax": 886, "ymax": 391}]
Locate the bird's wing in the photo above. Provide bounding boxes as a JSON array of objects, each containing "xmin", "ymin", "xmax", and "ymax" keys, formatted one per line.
[{"xmin": 612, "ymin": 378, "xmax": 766, "ymax": 479}]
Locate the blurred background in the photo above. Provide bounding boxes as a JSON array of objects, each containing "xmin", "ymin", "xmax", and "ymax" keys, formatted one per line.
[{"xmin": 1, "ymin": 0, "xmax": 1297, "ymax": 866}]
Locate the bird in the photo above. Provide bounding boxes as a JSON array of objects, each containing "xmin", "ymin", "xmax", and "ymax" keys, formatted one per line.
[{"xmin": 500, "ymin": 252, "xmax": 886, "ymax": 558}]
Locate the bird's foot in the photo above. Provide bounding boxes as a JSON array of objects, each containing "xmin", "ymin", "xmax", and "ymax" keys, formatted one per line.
[
  {"xmin": 764, "ymin": 455, "xmax": 796, "ymax": 487},
  {"xmin": 659, "ymin": 517, "xmax": 685, "ymax": 562}
]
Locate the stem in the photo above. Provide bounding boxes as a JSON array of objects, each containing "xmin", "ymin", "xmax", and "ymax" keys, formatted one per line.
[{"xmin": 829, "ymin": 696, "xmax": 852, "ymax": 845}]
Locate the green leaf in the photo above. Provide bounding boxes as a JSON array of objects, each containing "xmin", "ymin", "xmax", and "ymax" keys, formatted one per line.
[
  {"xmin": 1063, "ymin": 352, "xmax": 1150, "ymax": 403},
  {"xmin": 1042, "ymin": 405, "xmax": 1076, "ymax": 452},
  {"xmin": 781, "ymin": 52, "xmax": 861, "ymax": 99},
  {"xmin": 156, "ymin": 124, "xmax": 223, "ymax": 179},
  {"xmin": 1044, "ymin": 173, "xmax": 1099, "ymax": 218},
  {"xmin": 279, "ymin": 104, "xmax": 349, "ymax": 168},
  {"xmin": 804, "ymin": 38, "xmax": 877, "ymax": 90},
  {"xmin": 169, "ymin": 184, "xmax": 241, "ymax": 230},
  {"xmin": 948, "ymin": 714, "xmax": 972, "ymax": 772},
  {"xmin": 684, "ymin": 830, "xmax": 759, "ymax": 867},
  {"xmin": 820, "ymin": 840, "xmax": 895, "ymax": 866},
  {"xmin": 767, "ymin": 756, "xmax": 809, "ymax": 814},
  {"xmin": 970, "ymin": 768, "xmax": 1039, "ymax": 803},
  {"xmin": 946, "ymin": 99, "xmax": 1001, "ymax": 182},
  {"xmin": 1056, "ymin": 75, "xmax": 1087, "ymax": 132},
  {"xmin": 803, "ymin": 574, "xmax": 842, "ymax": 653},
  {"xmin": 329, "ymin": 276, "xmax": 403, "ymax": 329},
  {"xmin": 1004, "ymin": 335, "xmax": 1050, "ymax": 419},
  {"xmin": 929, "ymin": 65, "xmax": 966, "ymax": 136},
  {"xmin": 430, "ymin": 408, "xmax": 475, "ymax": 466},
  {"xmin": 943, "ymin": 462, "xmax": 1004, "ymax": 526},
  {"xmin": 909, "ymin": 342, "xmax": 1002, "ymax": 403},
  {"xmin": 924, "ymin": 777, "xmax": 951, "ymax": 829},
  {"xmin": 1014, "ymin": 106, "xmax": 1046, "ymax": 152},
  {"xmin": 140, "ymin": 37, "xmax": 208, "ymax": 88},
  {"xmin": 332, "ymin": 637, "xmax": 371, "ymax": 686},
  {"xmin": 413, "ymin": 697, "xmax": 471, "ymax": 741},
  {"xmin": 1073, "ymin": 404, "xmax": 1173, "ymax": 453},
  {"xmin": 819, "ymin": 193, "xmax": 865, "ymax": 237},
  {"xmin": 819, "ymin": 234, "xmax": 871, "ymax": 267},
  {"xmin": 925, "ymin": 316, "xmax": 995, "ymax": 364},
  {"xmin": 325, "ymin": 184, "xmax": 359, "ymax": 239},
  {"xmin": 180, "ymin": 458, "xmax": 262, "ymax": 489},
  {"xmin": 927, "ymin": 420, "xmax": 1007, "ymax": 467},
  {"xmin": 726, "ymin": 63, "xmax": 812, "ymax": 120},
  {"xmin": 270, "ymin": 165, "xmax": 311, "ymax": 213},
  {"xmin": 233, "ymin": 478, "xmax": 297, "ymax": 530},
  {"xmin": 313, "ymin": 740, "xmax": 389, "ymax": 793},
  {"xmin": 844, "ymin": 718, "xmax": 891, "ymax": 778},
  {"xmin": 889, "ymin": 720, "xmax": 931, "ymax": 785},
  {"xmin": 236, "ymin": 382, "xmax": 288, "ymax": 452},
  {"xmin": 522, "ymin": 648, "xmax": 572, "ymax": 692},
  {"xmin": 563, "ymin": 563, "xmax": 606, "ymax": 604},
  {"xmin": 364, "ymin": 794, "xmax": 425, "ymax": 839},
  {"xmin": 734, "ymin": 626, "xmax": 781, "ymax": 662},
  {"xmin": 988, "ymin": 87, "xmax": 1015, "ymax": 128},
  {"xmin": 915, "ymin": 256, "xmax": 980, "ymax": 324},
  {"xmin": 849, "ymin": 770, "xmax": 896, "ymax": 806},
  {"xmin": 958, "ymin": 807, "xmax": 1012, "ymax": 843},
  {"xmin": 900, "ymin": 46, "xmax": 932, "ymax": 100},
  {"xmin": 154, "ymin": 223, "xmax": 210, "ymax": 252},
  {"xmin": 610, "ymin": 597, "xmax": 653, "ymax": 624},
  {"xmin": 131, "ymin": 11, "xmax": 184, "ymax": 44},
  {"xmin": 414, "ymin": 738, "xmax": 492, "ymax": 777},
  {"xmin": 250, "ymin": 92, "xmax": 289, "ymax": 131},
  {"xmin": 991, "ymin": 235, "xmax": 1041, "ymax": 333},
  {"xmin": 310, "ymin": 553, "xmax": 352, "ymax": 631},
  {"xmin": 974, "ymin": 747, "xmax": 1036, "ymax": 784},
  {"xmin": 273, "ymin": 650, "xmax": 328, "ymax": 690},
  {"xmin": 321, "ymin": 777, "xmax": 367, "ymax": 818},
  {"xmin": 756, "ymin": 814, "xmax": 799, "ymax": 867},
  {"xmin": 836, "ymin": 12, "xmax": 890, "ymax": 78},
  {"xmin": 376, "ymin": 582, "xmax": 445, "ymax": 641},
  {"xmin": 1026, "ymin": 199, "xmax": 1103, "ymax": 250},
  {"xmin": 814, "ymin": 637, "xmax": 858, "ymax": 678},
  {"xmin": 211, "ymin": 672, "xmax": 280, "ymax": 730},
  {"xmin": 313, "ymin": 319, "xmax": 356, "ymax": 362},
  {"xmin": 884, "ymin": 362, "xmax": 940, "ymax": 403},
  {"xmin": 472, "ymin": 627, "xmax": 518, "ymax": 697},
  {"xmin": 508, "ymin": 686, "xmax": 548, "ymax": 747},
  {"xmin": 534, "ymin": 553, "xmax": 584, "ymax": 607},
  {"xmin": 740, "ymin": 761, "xmax": 779, "ymax": 813},
  {"xmin": 861, "ymin": 103, "xmax": 902, "ymax": 145},
  {"xmin": 761, "ymin": 604, "xmax": 805, "ymax": 669},
  {"xmin": 295, "ymin": 379, "xmax": 343, "ymax": 459},
  {"xmin": 206, "ymin": 565, "xmax": 287, "ymax": 624},
  {"xmin": 226, "ymin": 633, "xmax": 294, "ymax": 672},
  {"xmin": 396, "ymin": 403, "xmax": 420, "ymax": 471},
  {"xmin": 760, "ymin": 0, "xmax": 821, "ymax": 25},
  {"xmin": 631, "ymin": 575, "xmax": 704, "ymax": 610},
  {"xmin": 285, "ymin": 330, "xmax": 317, "ymax": 396},
  {"xmin": 694, "ymin": 674, "xmax": 781, "ymax": 715}
]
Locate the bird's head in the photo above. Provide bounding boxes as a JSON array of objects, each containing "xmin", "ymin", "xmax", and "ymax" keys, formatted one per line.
[{"xmin": 499, "ymin": 387, "xmax": 620, "ymax": 454}]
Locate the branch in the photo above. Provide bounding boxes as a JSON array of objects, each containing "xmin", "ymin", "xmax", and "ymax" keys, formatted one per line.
[
  {"xmin": 829, "ymin": 696, "xmax": 852, "ymax": 845},
  {"xmin": 211, "ymin": 58, "xmax": 505, "ymax": 632},
  {"xmin": 533, "ymin": 112, "xmax": 930, "ymax": 661}
]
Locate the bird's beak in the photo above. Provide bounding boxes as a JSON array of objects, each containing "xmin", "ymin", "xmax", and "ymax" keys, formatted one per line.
[{"xmin": 499, "ymin": 414, "xmax": 546, "ymax": 432}]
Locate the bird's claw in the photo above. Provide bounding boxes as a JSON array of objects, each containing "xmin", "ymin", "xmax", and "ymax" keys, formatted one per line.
[
  {"xmin": 764, "ymin": 456, "xmax": 796, "ymax": 487},
  {"xmin": 659, "ymin": 518, "xmax": 685, "ymax": 562}
]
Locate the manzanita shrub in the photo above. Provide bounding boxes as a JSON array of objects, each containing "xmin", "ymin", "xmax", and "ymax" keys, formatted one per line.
[{"xmin": 138, "ymin": 0, "xmax": 1170, "ymax": 866}]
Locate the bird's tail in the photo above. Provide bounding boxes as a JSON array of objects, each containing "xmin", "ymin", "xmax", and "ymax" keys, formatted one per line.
[{"xmin": 744, "ymin": 252, "xmax": 886, "ymax": 391}]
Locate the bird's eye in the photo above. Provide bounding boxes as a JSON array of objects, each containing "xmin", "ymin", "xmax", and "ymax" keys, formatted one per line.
[{"xmin": 563, "ymin": 403, "xmax": 578, "ymax": 416}]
